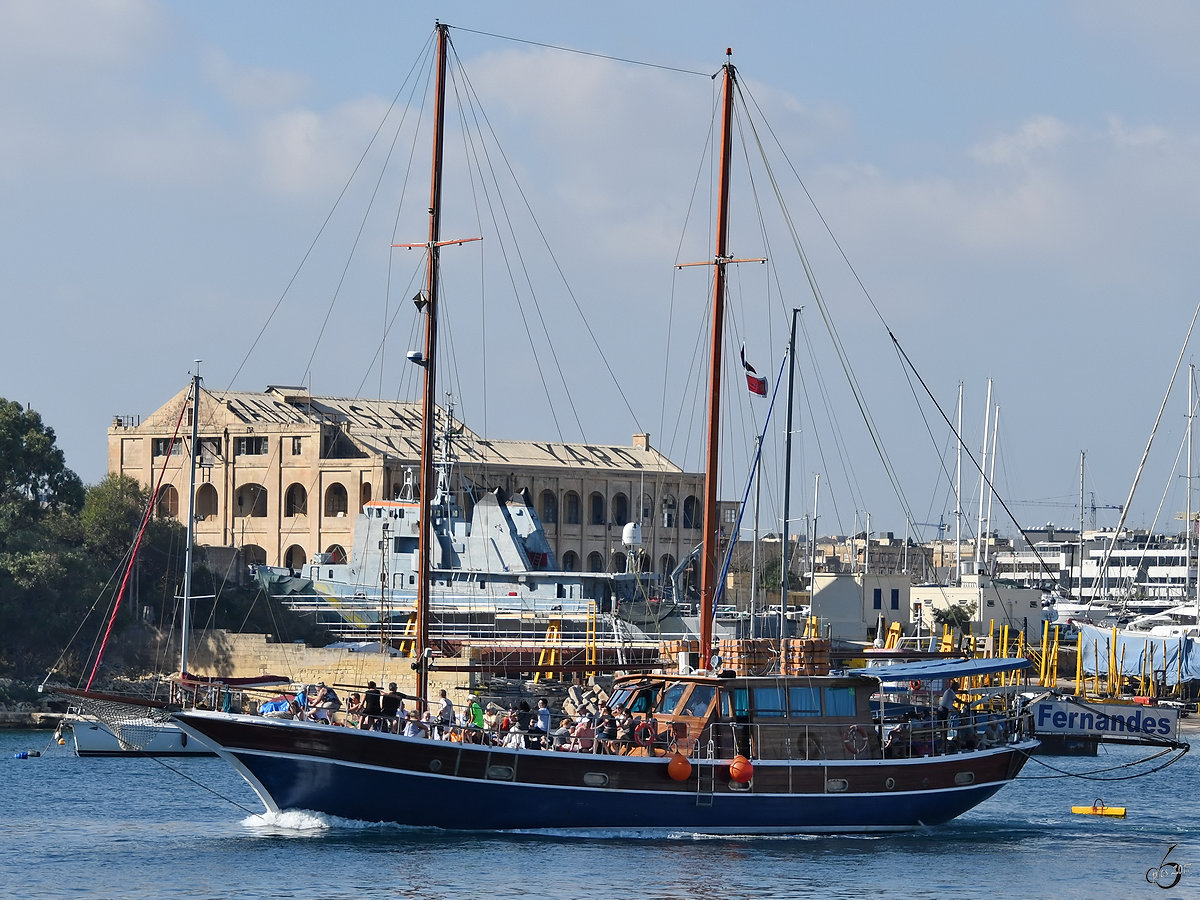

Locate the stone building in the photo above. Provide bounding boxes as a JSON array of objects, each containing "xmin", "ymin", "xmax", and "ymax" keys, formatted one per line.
[{"xmin": 108, "ymin": 383, "xmax": 711, "ymax": 579}]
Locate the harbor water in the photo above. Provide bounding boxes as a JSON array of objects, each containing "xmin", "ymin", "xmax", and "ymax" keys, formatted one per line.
[{"xmin": 3, "ymin": 727, "xmax": 1196, "ymax": 899}]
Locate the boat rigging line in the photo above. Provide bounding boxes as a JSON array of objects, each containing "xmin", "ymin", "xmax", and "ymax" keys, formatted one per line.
[
  {"xmin": 446, "ymin": 25, "xmax": 712, "ymax": 79},
  {"xmin": 1017, "ymin": 743, "xmax": 1190, "ymax": 782}
]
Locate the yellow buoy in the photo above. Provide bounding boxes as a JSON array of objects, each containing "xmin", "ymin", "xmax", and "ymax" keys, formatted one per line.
[
  {"xmin": 57, "ymin": 738, "xmax": 66, "ymax": 746},
  {"xmin": 1071, "ymin": 799, "xmax": 1126, "ymax": 818}
]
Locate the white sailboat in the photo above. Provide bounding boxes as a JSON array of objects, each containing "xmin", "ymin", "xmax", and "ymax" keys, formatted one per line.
[{"xmin": 60, "ymin": 368, "xmax": 286, "ymax": 756}]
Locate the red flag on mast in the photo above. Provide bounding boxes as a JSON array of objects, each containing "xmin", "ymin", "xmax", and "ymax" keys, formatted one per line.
[{"xmin": 740, "ymin": 344, "xmax": 767, "ymax": 396}]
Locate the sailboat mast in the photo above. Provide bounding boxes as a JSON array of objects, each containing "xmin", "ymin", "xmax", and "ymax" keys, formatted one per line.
[
  {"xmin": 698, "ymin": 54, "xmax": 736, "ymax": 671},
  {"xmin": 780, "ymin": 307, "xmax": 800, "ymax": 641},
  {"xmin": 1078, "ymin": 450, "xmax": 1085, "ymax": 599},
  {"xmin": 415, "ymin": 22, "xmax": 449, "ymax": 702},
  {"xmin": 180, "ymin": 365, "xmax": 201, "ymax": 676}
]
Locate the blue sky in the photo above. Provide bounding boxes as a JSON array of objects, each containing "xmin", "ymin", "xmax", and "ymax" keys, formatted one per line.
[{"xmin": 5, "ymin": 1, "xmax": 1200, "ymax": 543}]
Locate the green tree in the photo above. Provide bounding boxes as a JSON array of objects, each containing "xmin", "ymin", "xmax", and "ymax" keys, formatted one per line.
[
  {"xmin": 82, "ymin": 474, "xmax": 154, "ymax": 560},
  {"xmin": 0, "ymin": 399, "xmax": 90, "ymax": 675},
  {"xmin": 0, "ymin": 398, "xmax": 84, "ymax": 520},
  {"xmin": 932, "ymin": 601, "xmax": 977, "ymax": 631}
]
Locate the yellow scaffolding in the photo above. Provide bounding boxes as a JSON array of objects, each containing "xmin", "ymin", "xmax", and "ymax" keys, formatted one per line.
[{"xmin": 535, "ymin": 618, "xmax": 563, "ymax": 684}]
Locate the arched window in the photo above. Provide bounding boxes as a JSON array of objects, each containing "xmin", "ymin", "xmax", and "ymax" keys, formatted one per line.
[
  {"xmin": 660, "ymin": 554, "xmax": 677, "ymax": 575},
  {"xmin": 284, "ymin": 483, "xmax": 307, "ymax": 517},
  {"xmin": 195, "ymin": 483, "xmax": 218, "ymax": 519},
  {"xmin": 284, "ymin": 545, "xmax": 307, "ymax": 569},
  {"xmin": 587, "ymin": 551, "xmax": 605, "ymax": 572},
  {"xmin": 612, "ymin": 493, "xmax": 629, "ymax": 526},
  {"xmin": 682, "ymin": 495, "xmax": 701, "ymax": 529},
  {"xmin": 155, "ymin": 485, "xmax": 178, "ymax": 518},
  {"xmin": 640, "ymin": 493, "xmax": 654, "ymax": 524},
  {"xmin": 540, "ymin": 490, "xmax": 558, "ymax": 524},
  {"xmin": 613, "ymin": 551, "xmax": 627, "ymax": 573},
  {"xmin": 589, "ymin": 492, "xmax": 606, "ymax": 526},
  {"xmin": 324, "ymin": 483, "xmax": 348, "ymax": 518},
  {"xmin": 235, "ymin": 483, "xmax": 267, "ymax": 518},
  {"xmin": 360, "ymin": 482, "xmax": 372, "ymax": 509},
  {"xmin": 564, "ymin": 491, "xmax": 581, "ymax": 525},
  {"xmin": 562, "ymin": 550, "xmax": 579, "ymax": 571},
  {"xmin": 325, "ymin": 544, "xmax": 348, "ymax": 564},
  {"xmin": 242, "ymin": 544, "xmax": 267, "ymax": 567},
  {"xmin": 661, "ymin": 494, "xmax": 677, "ymax": 528}
]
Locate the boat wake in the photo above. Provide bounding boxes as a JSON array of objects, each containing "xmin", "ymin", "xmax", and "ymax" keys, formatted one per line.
[{"xmin": 240, "ymin": 809, "xmax": 430, "ymax": 835}]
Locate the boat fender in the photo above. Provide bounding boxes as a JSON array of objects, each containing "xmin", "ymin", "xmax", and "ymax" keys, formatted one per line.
[
  {"xmin": 729, "ymin": 754, "xmax": 754, "ymax": 783},
  {"xmin": 844, "ymin": 725, "xmax": 870, "ymax": 755},
  {"xmin": 667, "ymin": 751, "xmax": 692, "ymax": 782},
  {"xmin": 634, "ymin": 721, "xmax": 655, "ymax": 748}
]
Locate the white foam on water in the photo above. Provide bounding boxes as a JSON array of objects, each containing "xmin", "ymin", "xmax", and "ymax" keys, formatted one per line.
[
  {"xmin": 241, "ymin": 809, "xmax": 331, "ymax": 832},
  {"xmin": 241, "ymin": 809, "xmax": 430, "ymax": 835}
]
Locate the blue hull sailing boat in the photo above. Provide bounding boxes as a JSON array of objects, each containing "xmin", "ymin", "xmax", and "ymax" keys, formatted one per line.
[{"xmin": 167, "ymin": 25, "xmax": 1038, "ymax": 833}]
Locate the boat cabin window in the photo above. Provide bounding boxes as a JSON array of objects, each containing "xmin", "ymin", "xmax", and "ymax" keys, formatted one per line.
[
  {"xmin": 727, "ymin": 683, "xmax": 851, "ymax": 719},
  {"xmin": 751, "ymin": 685, "xmax": 786, "ymax": 718},
  {"xmin": 680, "ymin": 684, "xmax": 716, "ymax": 717},
  {"xmin": 788, "ymin": 685, "xmax": 821, "ymax": 717},
  {"xmin": 609, "ymin": 688, "xmax": 634, "ymax": 710},
  {"xmin": 659, "ymin": 683, "xmax": 689, "ymax": 716},
  {"xmin": 823, "ymin": 686, "xmax": 857, "ymax": 717},
  {"xmin": 611, "ymin": 686, "xmax": 658, "ymax": 715}
]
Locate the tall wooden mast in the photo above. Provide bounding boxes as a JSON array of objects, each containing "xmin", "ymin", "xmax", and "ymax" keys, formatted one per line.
[
  {"xmin": 415, "ymin": 22, "xmax": 449, "ymax": 702},
  {"xmin": 698, "ymin": 55, "xmax": 736, "ymax": 671}
]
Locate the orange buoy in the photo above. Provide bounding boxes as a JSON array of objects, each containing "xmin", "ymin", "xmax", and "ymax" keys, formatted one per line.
[
  {"xmin": 667, "ymin": 751, "xmax": 692, "ymax": 782},
  {"xmin": 729, "ymin": 754, "xmax": 754, "ymax": 783}
]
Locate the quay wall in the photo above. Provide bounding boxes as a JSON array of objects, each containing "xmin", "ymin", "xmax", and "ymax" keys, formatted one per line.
[{"xmin": 189, "ymin": 630, "xmax": 464, "ymax": 700}]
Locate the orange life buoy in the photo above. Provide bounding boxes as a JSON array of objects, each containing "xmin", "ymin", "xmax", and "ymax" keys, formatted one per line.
[
  {"xmin": 844, "ymin": 724, "xmax": 870, "ymax": 755},
  {"xmin": 909, "ymin": 680, "xmax": 922, "ymax": 693},
  {"xmin": 634, "ymin": 721, "xmax": 656, "ymax": 748}
]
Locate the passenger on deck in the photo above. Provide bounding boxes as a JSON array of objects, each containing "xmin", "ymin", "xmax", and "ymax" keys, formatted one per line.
[
  {"xmin": 436, "ymin": 689, "xmax": 455, "ymax": 738},
  {"xmin": 550, "ymin": 717, "xmax": 574, "ymax": 750},
  {"xmin": 515, "ymin": 700, "xmax": 535, "ymax": 732},
  {"xmin": 402, "ymin": 710, "xmax": 430, "ymax": 738},
  {"xmin": 467, "ymin": 694, "xmax": 485, "ymax": 728},
  {"xmin": 615, "ymin": 707, "xmax": 635, "ymax": 754},
  {"xmin": 344, "ymin": 692, "xmax": 363, "ymax": 729},
  {"xmin": 570, "ymin": 716, "xmax": 596, "ymax": 753},
  {"xmin": 293, "ymin": 686, "xmax": 312, "ymax": 720},
  {"xmin": 955, "ymin": 713, "xmax": 979, "ymax": 751},
  {"xmin": 595, "ymin": 707, "xmax": 618, "ymax": 753},
  {"xmin": 312, "ymin": 683, "xmax": 341, "ymax": 724},
  {"xmin": 535, "ymin": 699, "xmax": 551, "ymax": 736},
  {"xmin": 938, "ymin": 680, "xmax": 960, "ymax": 723},
  {"xmin": 884, "ymin": 717, "xmax": 912, "ymax": 758},
  {"xmin": 381, "ymin": 683, "xmax": 404, "ymax": 734},
  {"xmin": 980, "ymin": 716, "xmax": 1003, "ymax": 748},
  {"xmin": 462, "ymin": 694, "xmax": 485, "ymax": 743},
  {"xmin": 360, "ymin": 681, "xmax": 383, "ymax": 730}
]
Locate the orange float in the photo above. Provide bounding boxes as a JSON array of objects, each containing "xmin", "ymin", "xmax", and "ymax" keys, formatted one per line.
[
  {"xmin": 729, "ymin": 754, "xmax": 754, "ymax": 783},
  {"xmin": 667, "ymin": 751, "xmax": 693, "ymax": 781}
]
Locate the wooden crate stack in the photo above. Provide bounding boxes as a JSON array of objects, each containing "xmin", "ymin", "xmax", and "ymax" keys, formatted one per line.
[
  {"xmin": 717, "ymin": 639, "xmax": 776, "ymax": 675},
  {"xmin": 781, "ymin": 638, "xmax": 831, "ymax": 676},
  {"xmin": 659, "ymin": 640, "xmax": 702, "ymax": 673}
]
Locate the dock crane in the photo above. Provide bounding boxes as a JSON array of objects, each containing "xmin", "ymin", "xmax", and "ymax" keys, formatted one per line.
[{"xmin": 1088, "ymin": 492, "xmax": 1123, "ymax": 530}]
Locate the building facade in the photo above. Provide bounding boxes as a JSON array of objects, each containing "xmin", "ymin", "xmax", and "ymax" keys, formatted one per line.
[{"xmin": 108, "ymin": 384, "xmax": 711, "ymax": 580}]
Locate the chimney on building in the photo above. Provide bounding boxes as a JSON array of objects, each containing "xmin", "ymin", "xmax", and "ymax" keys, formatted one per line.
[{"xmin": 632, "ymin": 433, "xmax": 651, "ymax": 451}]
